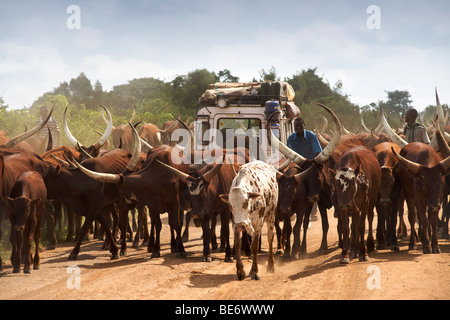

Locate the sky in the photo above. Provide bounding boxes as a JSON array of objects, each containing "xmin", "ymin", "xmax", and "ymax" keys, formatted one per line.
[{"xmin": 0, "ymin": 0, "xmax": 449, "ymax": 111}]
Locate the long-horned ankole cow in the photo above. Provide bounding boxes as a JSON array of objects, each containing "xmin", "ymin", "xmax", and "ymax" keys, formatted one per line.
[
  {"xmin": 267, "ymin": 102, "xmax": 342, "ymax": 256},
  {"xmin": 220, "ymin": 160, "xmax": 279, "ymax": 280},
  {"xmin": 329, "ymin": 145, "xmax": 381, "ymax": 264}
]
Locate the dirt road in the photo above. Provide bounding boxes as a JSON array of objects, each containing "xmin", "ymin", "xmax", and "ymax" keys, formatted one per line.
[{"xmin": 0, "ymin": 212, "xmax": 449, "ymax": 301}]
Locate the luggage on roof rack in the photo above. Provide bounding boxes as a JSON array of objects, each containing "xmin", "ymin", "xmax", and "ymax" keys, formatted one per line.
[{"xmin": 198, "ymin": 81, "xmax": 295, "ymax": 106}]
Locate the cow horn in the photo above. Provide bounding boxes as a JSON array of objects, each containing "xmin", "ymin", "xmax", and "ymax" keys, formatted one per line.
[
  {"xmin": 318, "ymin": 113, "xmax": 328, "ymax": 133},
  {"xmin": 1, "ymin": 107, "xmax": 54, "ymax": 148},
  {"xmin": 435, "ymin": 88, "xmax": 450, "ymax": 143},
  {"xmin": 391, "ymin": 147, "xmax": 421, "ymax": 175},
  {"xmin": 155, "ymin": 159, "xmax": 190, "ymax": 183},
  {"xmin": 314, "ymin": 103, "xmax": 342, "ymax": 164},
  {"xmin": 93, "ymin": 105, "xmax": 113, "ymax": 150},
  {"xmin": 380, "ymin": 104, "xmax": 408, "ymax": 147},
  {"xmin": 361, "ymin": 113, "xmax": 371, "ymax": 132},
  {"xmin": 267, "ymin": 112, "xmax": 307, "ymax": 166},
  {"xmin": 63, "ymin": 107, "xmax": 81, "ymax": 149},
  {"xmin": 294, "ymin": 165, "xmax": 313, "ymax": 184},
  {"xmin": 125, "ymin": 122, "xmax": 141, "ymax": 172},
  {"xmin": 73, "ymin": 157, "xmax": 122, "ymax": 184},
  {"xmin": 277, "ymin": 158, "xmax": 291, "ymax": 172}
]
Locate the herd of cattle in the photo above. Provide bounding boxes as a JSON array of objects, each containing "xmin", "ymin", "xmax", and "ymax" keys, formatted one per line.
[{"xmin": 0, "ymin": 91, "xmax": 449, "ymax": 280}]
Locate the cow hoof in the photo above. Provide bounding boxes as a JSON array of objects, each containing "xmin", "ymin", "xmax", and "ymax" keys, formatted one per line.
[
  {"xmin": 111, "ymin": 254, "xmax": 119, "ymax": 260},
  {"xmin": 23, "ymin": 268, "xmax": 31, "ymax": 274},
  {"xmin": 225, "ymin": 256, "xmax": 234, "ymax": 263},
  {"xmin": 237, "ymin": 271, "xmax": 245, "ymax": 281},
  {"xmin": 359, "ymin": 255, "xmax": 369, "ymax": 262},
  {"xmin": 13, "ymin": 267, "xmax": 20, "ymax": 273},
  {"xmin": 250, "ymin": 272, "xmax": 261, "ymax": 280},
  {"xmin": 68, "ymin": 254, "xmax": 78, "ymax": 261},
  {"xmin": 432, "ymin": 247, "xmax": 441, "ymax": 254},
  {"xmin": 33, "ymin": 265, "xmax": 40, "ymax": 270},
  {"xmin": 409, "ymin": 245, "xmax": 417, "ymax": 251},
  {"xmin": 340, "ymin": 257, "xmax": 350, "ymax": 264},
  {"xmin": 177, "ymin": 252, "xmax": 187, "ymax": 259},
  {"xmin": 390, "ymin": 245, "xmax": 400, "ymax": 252},
  {"xmin": 120, "ymin": 251, "xmax": 127, "ymax": 256},
  {"xmin": 203, "ymin": 256, "xmax": 212, "ymax": 262},
  {"xmin": 423, "ymin": 247, "xmax": 432, "ymax": 254},
  {"xmin": 151, "ymin": 252, "xmax": 161, "ymax": 259}
]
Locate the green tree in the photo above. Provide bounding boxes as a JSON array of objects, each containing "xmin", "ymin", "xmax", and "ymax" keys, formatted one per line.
[
  {"xmin": 259, "ymin": 66, "xmax": 279, "ymax": 81},
  {"xmin": 69, "ymin": 72, "xmax": 94, "ymax": 108},
  {"xmin": 214, "ymin": 69, "xmax": 240, "ymax": 82}
]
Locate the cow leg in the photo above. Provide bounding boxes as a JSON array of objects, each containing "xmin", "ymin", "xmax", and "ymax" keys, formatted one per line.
[
  {"xmin": 300, "ymin": 204, "xmax": 314, "ymax": 255},
  {"xmin": 69, "ymin": 212, "xmax": 95, "ymax": 260},
  {"xmin": 200, "ymin": 217, "xmax": 212, "ymax": 262},
  {"xmin": 45, "ymin": 201, "xmax": 56, "ymax": 250},
  {"xmin": 220, "ymin": 211, "xmax": 233, "ymax": 262},
  {"xmin": 376, "ymin": 202, "xmax": 386, "ymax": 249},
  {"xmin": 249, "ymin": 231, "xmax": 260, "ymax": 280},
  {"xmin": 210, "ymin": 215, "xmax": 218, "ymax": 251},
  {"xmin": 339, "ymin": 207, "xmax": 350, "ymax": 264},
  {"xmin": 388, "ymin": 199, "xmax": 400, "ymax": 252},
  {"xmin": 182, "ymin": 210, "xmax": 191, "ymax": 242},
  {"xmin": 10, "ymin": 230, "xmax": 22, "ymax": 273},
  {"xmin": 23, "ymin": 209, "xmax": 36, "ymax": 274},
  {"xmin": 366, "ymin": 206, "xmax": 375, "ymax": 253},
  {"xmin": 167, "ymin": 203, "xmax": 186, "ymax": 258},
  {"xmin": 234, "ymin": 226, "xmax": 245, "ymax": 280},
  {"xmin": 283, "ymin": 215, "xmax": 293, "ymax": 258},
  {"xmin": 416, "ymin": 202, "xmax": 431, "ymax": 254},
  {"xmin": 33, "ymin": 206, "xmax": 44, "ymax": 271},
  {"xmin": 406, "ymin": 200, "xmax": 418, "ymax": 250},
  {"xmin": 428, "ymin": 207, "xmax": 441, "ymax": 254},
  {"xmin": 274, "ymin": 216, "xmax": 283, "ymax": 255},
  {"xmin": 318, "ymin": 201, "xmax": 329, "ymax": 252},
  {"xmin": 148, "ymin": 210, "xmax": 161, "ymax": 258},
  {"xmin": 266, "ymin": 217, "xmax": 275, "ymax": 274},
  {"xmin": 95, "ymin": 212, "xmax": 119, "ymax": 260}
]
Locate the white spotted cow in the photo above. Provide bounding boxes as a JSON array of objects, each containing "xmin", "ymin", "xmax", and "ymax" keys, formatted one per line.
[{"xmin": 220, "ymin": 160, "xmax": 279, "ymax": 280}]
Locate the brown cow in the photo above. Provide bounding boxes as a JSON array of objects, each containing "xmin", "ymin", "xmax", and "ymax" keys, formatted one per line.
[
  {"xmin": 4, "ymin": 171, "xmax": 47, "ymax": 273},
  {"xmin": 156, "ymin": 148, "xmax": 249, "ymax": 262},
  {"xmin": 329, "ymin": 145, "xmax": 381, "ymax": 263},
  {"xmin": 73, "ymin": 143, "xmax": 190, "ymax": 259},
  {"xmin": 373, "ymin": 142, "xmax": 404, "ymax": 251},
  {"xmin": 392, "ymin": 142, "xmax": 450, "ymax": 253}
]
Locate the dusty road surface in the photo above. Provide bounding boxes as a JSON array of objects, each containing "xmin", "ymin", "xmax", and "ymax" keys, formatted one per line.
[{"xmin": 0, "ymin": 211, "xmax": 449, "ymax": 301}]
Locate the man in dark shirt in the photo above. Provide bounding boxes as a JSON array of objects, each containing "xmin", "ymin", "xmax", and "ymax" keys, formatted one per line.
[{"xmin": 287, "ymin": 117, "xmax": 322, "ymax": 159}]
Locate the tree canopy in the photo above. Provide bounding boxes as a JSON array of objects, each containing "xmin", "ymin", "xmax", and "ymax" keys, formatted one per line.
[{"xmin": 1, "ymin": 67, "xmax": 445, "ymax": 145}]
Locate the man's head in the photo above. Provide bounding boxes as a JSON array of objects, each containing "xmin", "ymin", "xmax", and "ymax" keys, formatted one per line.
[
  {"xmin": 294, "ymin": 118, "xmax": 305, "ymax": 134},
  {"xmin": 404, "ymin": 108, "xmax": 418, "ymax": 124}
]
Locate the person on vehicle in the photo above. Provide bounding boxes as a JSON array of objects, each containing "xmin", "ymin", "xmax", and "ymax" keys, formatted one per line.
[
  {"xmin": 287, "ymin": 117, "xmax": 322, "ymax": 159},
  {"xmin": 403, "ymin": 108, "xmax": 430, "ymax": 144}
]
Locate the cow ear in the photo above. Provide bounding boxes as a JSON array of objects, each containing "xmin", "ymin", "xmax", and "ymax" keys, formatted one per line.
[{"xmin": 219, "ymin": 194, "xmax": 229, "ymax": 203}]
